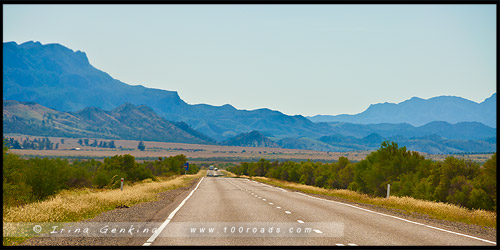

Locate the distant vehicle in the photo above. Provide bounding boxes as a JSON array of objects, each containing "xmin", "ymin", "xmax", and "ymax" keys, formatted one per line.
[
  {"xmin": 209, "ymin": 165, "xmax": 214, "ymax": 170},
  {"xmin": 214, "ymin": 168, "xmax": 218, "ymax": 171}
]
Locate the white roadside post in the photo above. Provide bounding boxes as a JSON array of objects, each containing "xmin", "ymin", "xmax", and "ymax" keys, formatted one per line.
[
  {"xmin": 386, "ymin": 183, "xmax": 390, "ymax": 198},
  {"xmin": 121, "ymin": 178, "xmax": 124, "ymax": 191}
]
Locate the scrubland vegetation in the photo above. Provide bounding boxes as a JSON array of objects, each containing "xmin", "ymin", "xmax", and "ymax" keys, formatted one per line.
[
  {"xmin": 3, "ymin": 144, "xmax": 200, "ymax": 208},
  {"xmin": 3, "ymin": 172, "xmax": 204, "ymax": 223},
  {"xmin": 228, "ymin": 141, "xmax": 497, "ymax": 213}
]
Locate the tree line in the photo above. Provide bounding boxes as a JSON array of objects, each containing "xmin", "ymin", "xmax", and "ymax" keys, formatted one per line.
[
  {"xmin": 227, "ymin": 141, "xmax": 496, "ymax": 211},
  {"xmin": 3, "ymin": 145, "xmax": 199, "ymax": 207},
  {"xmin": 3, "ymin": 136, "xmax": 119, "ymax": 150},
  {"xmin": 4, "ymin": 136, "xmax": 57, "ymax": 150},
  {"xmin": 78, "ymin": 138, "xmax": 117, "ymax": 149}
]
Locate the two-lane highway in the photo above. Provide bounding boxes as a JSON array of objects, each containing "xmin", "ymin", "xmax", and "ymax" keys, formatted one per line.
[{"xmin": 144, "ymin": 177, "xmax": 496, "ymax": 246}]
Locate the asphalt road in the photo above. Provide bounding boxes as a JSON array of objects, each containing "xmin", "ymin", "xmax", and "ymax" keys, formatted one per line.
[{"xmin": 144, "ymin": 177, "xmax": 496, "ymax": 246}]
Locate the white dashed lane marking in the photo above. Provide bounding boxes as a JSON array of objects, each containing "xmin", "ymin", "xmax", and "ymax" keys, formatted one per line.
[{"xmin": 228, "ymin": 179, "xmax": 359, "ymax": 246}]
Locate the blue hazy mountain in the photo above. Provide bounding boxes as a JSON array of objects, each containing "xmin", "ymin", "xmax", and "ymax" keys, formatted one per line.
[
  {"xmin": 222, "ymin": 130, "xmax": 280, "ymax": 148},
  {"xmin": 3, "ymin": 41, "xmax": 496, "ymax": 154},
  {"xmin": 3, "ymin": 41, "xmax": 333, "ymax": 141},
  {"xmin": 309, "ymin": 94, "xmax": 496, "ymax": 128}
]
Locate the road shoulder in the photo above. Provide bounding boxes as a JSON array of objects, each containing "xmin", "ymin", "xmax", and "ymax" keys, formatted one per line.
[{"xmin": 19, "ymin": 179, "xmax": 200, "ymax": 246}]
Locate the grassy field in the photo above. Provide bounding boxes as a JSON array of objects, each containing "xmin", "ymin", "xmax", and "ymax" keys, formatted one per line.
[
  {"xmin": 3, "ymin": 170, "xmax": 205, "ymax": 246},
  {"xmin": 250, "ymin": 177, "xmax": 496, "ymax": 229}
]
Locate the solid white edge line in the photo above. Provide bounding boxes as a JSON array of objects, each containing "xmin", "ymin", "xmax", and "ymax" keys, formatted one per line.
[
  {"xmin": 294, "ymin": 192, "xmax": 496, "ymax": 245},
  {"xmin": 254, "ymin": 180, "xmax": 287, "ymax": 192},
  {"xmin": 347, "ymin": 243, "xmax": 358, "ymax": 246},
  {"xmin": 142, "ymin": 177, "xmax": 205, "ymax": 246},
  {"xmin": 336, "ymin": 243, "xmax": 344, "ymax": 246}
]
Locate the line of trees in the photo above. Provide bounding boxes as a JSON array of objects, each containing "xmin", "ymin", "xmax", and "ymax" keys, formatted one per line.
[
  {"xmin": 3, "ymin": 144, "xmax": 199, "ymax": 207},
  {"xmin": 227, "ymin": 141, "xmax": 496, "ymax": 211},
  {"xmin": 78, "ymin": 139, "xmax": 116, "ymax": 148},
  {"xmin": 3, "ymin": 136, "xmax": 57, "ymax": 150}
]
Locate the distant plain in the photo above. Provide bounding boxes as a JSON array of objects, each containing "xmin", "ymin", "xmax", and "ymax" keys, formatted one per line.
[{"xmin": 5, "ymin": 134, "xmax": 493, "ymax": 164}]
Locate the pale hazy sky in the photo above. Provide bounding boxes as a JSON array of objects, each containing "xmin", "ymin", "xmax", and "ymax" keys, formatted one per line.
[{"xmin": 3, "ymin": 4, "xmax": 496, "ymax": 116}]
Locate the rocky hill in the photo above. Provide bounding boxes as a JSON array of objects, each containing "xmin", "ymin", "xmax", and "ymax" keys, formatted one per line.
[{"xmin": 3, "ymin": 100, "xmax": 215, "ymax": 144}]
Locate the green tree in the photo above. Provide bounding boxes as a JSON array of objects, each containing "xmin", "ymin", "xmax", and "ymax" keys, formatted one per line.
[
  {"xmin": 24, "ymin": 158, "xmax": 70, "ymax": 200},
  {"xmin": 3, "ymin": 144, "xmax": 33, "ymax": 206},
  {"xmin": 138, "ymin": 141, "xmax": 145, "ymax": 151}
]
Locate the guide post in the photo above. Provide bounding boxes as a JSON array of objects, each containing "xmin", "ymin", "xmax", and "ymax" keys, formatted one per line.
[{"xmin": 184, "ymin": 162, "xmax": 189, "ymax": 175}]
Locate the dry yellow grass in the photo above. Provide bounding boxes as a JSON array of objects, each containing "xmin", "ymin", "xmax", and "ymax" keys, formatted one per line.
[
  {"xmin": 220, "ymin": 170, "xmax": 237, "ymax": 177},
  {"xmin": 252, "ymin": 177, "xmax": 496, "ymax": 228},
  {"xmin": 3, "ymin": 171, "xmax": 205, "ymax": 223}
]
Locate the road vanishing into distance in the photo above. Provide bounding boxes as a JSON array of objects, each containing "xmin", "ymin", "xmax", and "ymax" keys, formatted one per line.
[
  {"xmin": 18, "ymin": 170, "xmax": 496, "ymax": 247},
  {"xmin": 143, "ymin": 171, "xmax": 496, "ymax": 246}
]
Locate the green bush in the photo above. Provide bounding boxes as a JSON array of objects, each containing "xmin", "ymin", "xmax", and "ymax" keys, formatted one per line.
[
  {"xmin": 226, "ymin": 142, "xmax": 497, "ymax": 211},
  {"xmin": 3, "ymin": 142, "xmax": 197, "ymax": 207}
]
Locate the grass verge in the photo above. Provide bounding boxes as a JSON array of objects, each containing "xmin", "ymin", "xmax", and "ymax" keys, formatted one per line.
[
  {"xmin": 3, "ymin": 170, "xmax": 205, "ymax": 246},
  {"xmin": 220, "ymin": 169, "xmax": 237, "ymax": 177},
  {"xmin": 251, "ymin": 176, "xmax": 496, "ymax": 229}
]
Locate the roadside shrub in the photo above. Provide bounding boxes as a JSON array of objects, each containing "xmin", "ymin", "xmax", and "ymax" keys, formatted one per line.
[{"xmin": 227, "ymin": 142, "xmax": 497, "ymax": 211}]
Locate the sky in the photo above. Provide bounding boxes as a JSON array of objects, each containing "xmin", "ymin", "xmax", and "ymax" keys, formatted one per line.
[{"xmin": 2, "ymin": 4, "xmax": 496, "ymax": 116}]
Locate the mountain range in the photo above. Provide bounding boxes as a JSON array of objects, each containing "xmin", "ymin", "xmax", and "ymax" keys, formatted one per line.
[
  {"xmin": 3, "ymin": 100, "xmax": 214, "ymax": 144},
  {"xmin": 309, "ymin": 94, "xmax": 496, "ymax": 128},
  {"xmin": 2, "ymin": 41, "xmax": 497, "ymax": 154},
  {"xmin": 221, "ymin": 130, "xmax": 495, "ymax": 154},
  {"xmin": 3, "ymin": 41, "xmax": 325, "ymax": 141},
  {"xmin": 4, "ymin": 100, "xmax": 495, "ymax": 154}
]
